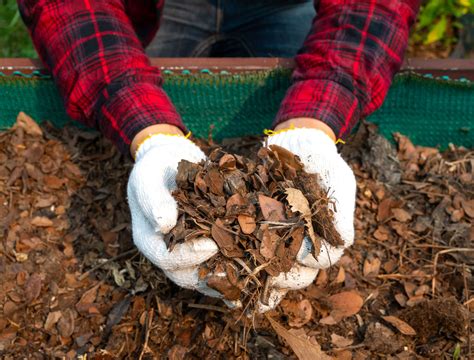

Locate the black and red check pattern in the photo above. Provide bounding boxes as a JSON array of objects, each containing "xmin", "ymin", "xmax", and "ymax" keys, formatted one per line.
[{"xmin": 18, "ymin": 0, "xmax": 420, "ymax": 154}]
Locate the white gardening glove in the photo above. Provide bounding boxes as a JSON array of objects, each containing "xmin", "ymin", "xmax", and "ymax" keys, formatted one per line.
[
  {"xmin": 257, "ymin": 128, "xmax": 356, "ymax": 312},
  {"xmin": 127, "ymin": 134, "xmax": 222, "ymax": 297}
]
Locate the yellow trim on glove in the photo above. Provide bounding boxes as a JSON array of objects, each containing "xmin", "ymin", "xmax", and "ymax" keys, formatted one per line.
[
  {"xmin": 134, "ymin": 131, "xmax": 192, "ymax": 160},
  {"xmin": 264, "ymin": 125, "xmax": 346, "ymax": 145}
]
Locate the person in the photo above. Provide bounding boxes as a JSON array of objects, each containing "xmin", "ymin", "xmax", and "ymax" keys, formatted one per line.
[{"xmin": 18, "ymin": 0, "xmax": 420, "ymax": 311}]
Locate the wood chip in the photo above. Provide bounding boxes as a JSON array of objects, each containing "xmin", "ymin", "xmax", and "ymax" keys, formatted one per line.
[{"xmin": 382, "ymin": 315, "xmax": 417, "ymax": 336}]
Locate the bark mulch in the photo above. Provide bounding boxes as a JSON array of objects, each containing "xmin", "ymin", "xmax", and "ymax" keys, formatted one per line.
[{"xmin": 0, "ymin": 113, "xmax": 472, "ymax": 359}]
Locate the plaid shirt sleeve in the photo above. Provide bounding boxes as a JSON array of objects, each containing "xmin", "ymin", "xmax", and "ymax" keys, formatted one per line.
[
  {"xmin": 274, "ymin": 0, "xmax": 421, "ymax": 141},
  {"xmin": 18, "ymin": 0, "xmax": 185, "ymax": 155}
]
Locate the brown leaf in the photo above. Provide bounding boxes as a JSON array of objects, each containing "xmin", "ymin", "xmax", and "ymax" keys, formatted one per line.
[
  {"xmin": 258, "ymin": 194, "xmax": 286, "ymax": 221},
  {"xmin": 194, "ymin": 171, "xmax": 207, "ymax": 193},
  {"xmin": 211, "ymin": 219, "xmax": 235, "ymax": 251},
  {"xmin": 394, "ymin": 293, "xmax": 407, "ymax": 307},
  {"xmin": 76, "ymin": 283, "xmax": 100, "ymax": 314},
  {"xmin": 57, "ymin": 309, "xmax": 75, "ymax": 338},
  {"xmin": 206, "ymin": 167, "xmax": 224, "ymax": 195},
  {"xmin": 373, "ymin": 225, "xmax": 390, "ymax": 241},
  {"xmin": 461, "ymin": 199, "xmax": 474, "ymax": 218},
  {"xmin": 218, "ymin": 154, "xmax": 236, "ymax": 171},
  {"xmin": 285, "ymin": 188, "xmax": 320, "ymax": 256},
  {"xmin": 267, "ymin": 316, "xmax": 332, "ymax": 360},
  {"xmin": 43, "ymin": 175, "xmax": 65, "ymax": 189},
  {"xmin": 281, "ymin": 299, "xmax": 313, "ymax": 328},
  {"xmin": 226, "ymin": 193, "xmax": 246, "ymax": 216},
  {"xmin": 25, "ymin": 273, "xmax": 42, "ymax": 302},
  {"xmin": 44, "ymin": 311, "xmax": 62, "ymax": 331},
  {"xmin": 269, "ymin": 144, "xmax": 303, "ymax": 171},
  {"xmin": 207, "ymin": 273, "xmax": 241, "ymax": 301},
  {"xmin": 34, "ymin": 195, "xmax": 57, "ymax": 208},
  {"xmin": 363, "ymin": 257, "xmax": 381, "ymax": 277},
  {"xmin": 382, "ymin": 316, "xmax": 416, "ymax": 336},
  {"xmin": 31, "ymin": 216, "xmax": 53, "ymax": 227},
  {"xmin": 377, "ymin": 198, "xmax": 402, "ymax": 222},
  {"xmin": 168, "ymin": 344, "xmax": 188, "ymax": 360},
  {"xmin": 392, "ymin": 208, "xmax": 412, "ymax": 222},
  {"xmin": 16, "ymin": 112, "xmax": 43, "ymax": 137},
  {"xmin": 259, "ymin": 226, "xmax": 279, "ymax": 260},
  {"xmin": 330, "ymin": 333, "xmax": 353, "ymax": 348},
  {"xmin": 334, "ymin": 266, "xmax": 346, "ymax": 284},
  {"xmin": 237, "ymin": 214, "xmax": 256, "ymax": 234},
  {"xmin": 321, "ymin": 291, "xmax": 363, "ymax": 324}
]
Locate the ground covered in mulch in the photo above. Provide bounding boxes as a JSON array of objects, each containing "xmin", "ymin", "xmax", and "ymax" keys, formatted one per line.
[{"xmin": 0, "ymin": 113, "xmax": 472, "ymax": 359}]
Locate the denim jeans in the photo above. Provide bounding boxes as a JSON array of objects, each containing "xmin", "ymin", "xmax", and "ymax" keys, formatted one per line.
[{"xmin": 146, "ymin": 0, "xmax": 316, "ymax": 57}]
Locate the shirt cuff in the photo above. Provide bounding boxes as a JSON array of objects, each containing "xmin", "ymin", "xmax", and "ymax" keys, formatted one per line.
[
  {"xmin": 98, "ymin": 82, "xmax": 186, "ymax": 156},
  {"xmin": 274, "ymin": 79, "xmax": 361, "ymax": 140}
]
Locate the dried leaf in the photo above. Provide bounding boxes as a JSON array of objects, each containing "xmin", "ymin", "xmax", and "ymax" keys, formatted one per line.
[
  {"xmin": 377, "ymin": 198, "xmax": 402, "ymax": 222},
  {"xmin": 16, "ymin": 112, "xmax": 43, "ymax": 137},
  {"xmin": 76, "ymin": 283, "xmax": 100, "ymax": 314},
  {"xmin": 211, "ymin": 219, "xmax": 235, "ymax": 252},
  {"xmin": 206, "ymin": 167, "xmax": 225, "ymax": 195},
  {"xmin": 218, "ymin": 154, "xmax": 237, "ymax": 171},
  {"xmin": 392, "ymin": 208, "xmax": 412, "ymax": 222},
  {"xmin": 103, "ymin": 297, "xmax": 131, "ymax": 338},
  {"xmin": 267, "ymin": 316, "xmax": 332, "ymax": 360},
  {"xmin": 285, "ymin": 188, "xmax": 320, "ymax": 256},
  {"xmin": 334, "ymin": 266, "xmax": 346, "ymax": 284},
  {"xmin": 260, "ymin": 226, "xmax": 279, "ymax": 260},
  {"xmin": 461, "ymin": 199, "xmax": 474, "ymax": 218},
  {"xmin": 320, "ymin": 291, "xmax": 363, "ymax": 324},
  {"xmin": 57, "ymin": 309, "xmax": 75, "ymax": 338},
  {"xmin": 382, "ymin": 316, "xmax": 417, "ymax": 336},
  {"xmin": 269, "ymin": 144, "xmax": 303, "ymax": 171},
  {"xmin": 363, "ymin": 257, "xmax": 381, "ymax": 277},
  {"xmin": 281, "ymin": 299, "xmax": 313, "ymax": 328},
  {"xmin": 44, "ymin": 311, "xmax": 62, "ymax": 331},
  {"xmin": 25, "ymin": 273, "xmax": 42, "ymax": 302},
  {"xmin": 373, "ymin": 225, "xmax": 390, "ymax": 241},
  {"xmin": 258, "ymin": 194, "xmax": 286, "ymax": 221},
  {"xmin": 237, "ymin": 214, "xmax": 256, "ymax": 234},
  {"xmin": 31, "ymin": 216, "xmax": 53, "ymax": 227},
  {"xmin": 394, "ymin": 293, "xmax": 408, "ymax": 307},
  {"xmin": 330, "ymin": 333, "xmax": 353, "ymax": 348},
  {"xmin": 207, "ymin": 273, "xmax": 241, "ymax": 300},
  {"xmin": 168, "ymin": 345, "xmax": 188, "ymax": 360},
  {"xmin": 43, "ymin": 175, "xmax": 65, "ymax": 189}
]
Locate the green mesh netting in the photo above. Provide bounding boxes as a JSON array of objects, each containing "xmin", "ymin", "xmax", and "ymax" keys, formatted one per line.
[{"xmin": 0, "ymin": 70, "xmax": 473, "ymax": 148}]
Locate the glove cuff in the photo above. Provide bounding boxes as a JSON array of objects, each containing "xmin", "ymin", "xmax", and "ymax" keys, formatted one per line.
[
  {"xmin": 266, "ymin": 128, "xmax": 337, "ymax": 154},
  {"xmin": 135, "ymin": 134, "xmax": 204, "ymax": 162}
]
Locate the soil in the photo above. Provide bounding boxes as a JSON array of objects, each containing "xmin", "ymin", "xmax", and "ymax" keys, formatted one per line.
[{"xmin": 0, "ymin": 113, "xmax": 472, "ymax": 359}]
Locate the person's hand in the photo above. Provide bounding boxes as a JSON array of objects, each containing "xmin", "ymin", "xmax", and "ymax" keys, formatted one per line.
[
  {"xmin": 257, "ymin": 127, "xmax": 356, "ymax": 312},
  {"xmin": 127, "ymin": 134, "xmax": 222, "ymax": 297}
]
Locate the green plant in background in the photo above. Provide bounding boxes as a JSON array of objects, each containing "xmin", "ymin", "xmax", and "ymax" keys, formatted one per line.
[
  {"xmin": 0, "ymin": 0, "xmax": 36, "ymax": 57},
  {"xmin": 414, "ymin": 0, "xmax": 474, "ymax": 46}
]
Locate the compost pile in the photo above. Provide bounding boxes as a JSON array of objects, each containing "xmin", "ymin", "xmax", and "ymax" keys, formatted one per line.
[
  {"xmin": 0, "ymin": 113, "xmax": 472, "ymax": 359},
  {"xmin": 168, "ymin": 146, "xmax": 341, "ymax": 304}
]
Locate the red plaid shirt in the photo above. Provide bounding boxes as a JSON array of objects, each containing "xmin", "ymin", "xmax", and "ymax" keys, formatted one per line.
[{"xmin": 19, "ymin": 0, "xmax": 419, "ymax": 154}]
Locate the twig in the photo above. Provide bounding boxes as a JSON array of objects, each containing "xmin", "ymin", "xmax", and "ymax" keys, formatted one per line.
[
  {"xmin": 187, "ymin": 303, "xmax": 228, "ymax": 313},
  {"xmin": 78, "ymin": 249, "xmax": 138, "ymax": 281},
  {"xmin": 260, "ymin": 277, "xmax": 271, "ymax": 306},
  {"xmin": 462, "ymin": 264, "xmax": 472, "ymax": 357},
  {"xmin": 242, "ymin": 262, "xmax": 270, "ymax": 289},
  {"xmin": 233, "ymin": 257, "xmax": 253, "ymax": 274},
  {"xmin": 233, "ymin": 258, "xmax": 262, "ymax": 287},
  {"xmin": 432, "ymin": 248, "xmax": 474, "ymax": 295},
  {"xmin": 463, "ymin": 298, "xmax": 474, "ymax": 307},
  {"xmin": 377, "ymin": 274, "xmax": 431, "ymax": 280},
  {"xmin": 138, "ymin": 308, "xmax": 154, "ymax": 360}
]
